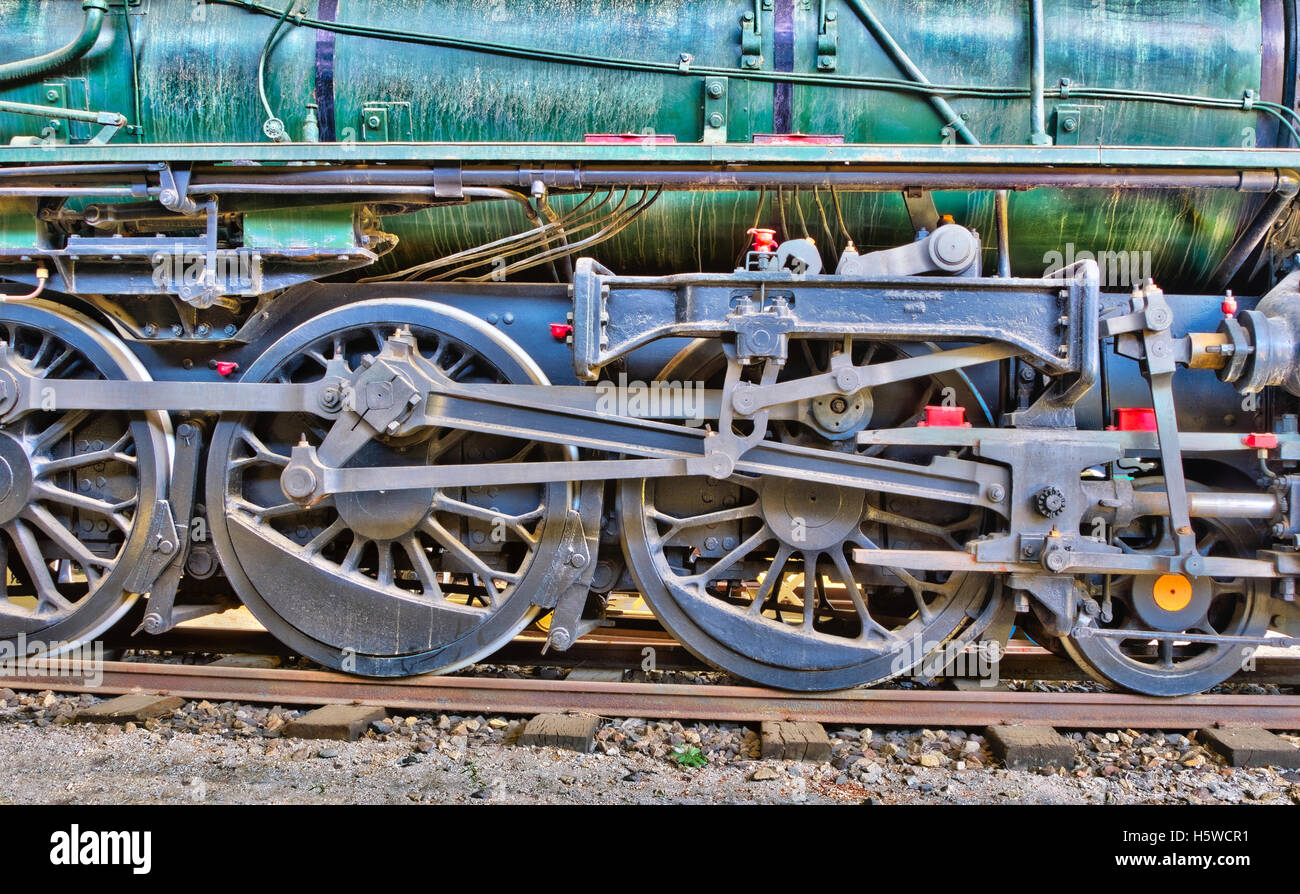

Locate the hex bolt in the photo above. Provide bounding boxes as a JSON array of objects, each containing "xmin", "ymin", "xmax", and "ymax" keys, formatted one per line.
[
  {"xmin": 1062, "ymin": 117, "xmax": 1079, "ymax": 133},
  {"xmin": 707, "ymin": 82, "xmax": 723, "ymax": 98},
  {"xmin": 987, "ymin": 484, "xmax": 1006, "ymax": 503},
  {"xmin": 224, "ymin": 324, "xmax": 238, "ymax": 338},
  {"xmin": 366, "ymin": 115, "xmax": 381, "ymax": 129},
  {"xmin": 196, "ymin": 323, "xmax": 211, "ymax": 337},
  {"xmin": 704, "ymin": 536, "xmax": 720, "ymax": 551},
  {"xmin": 45, "ymin": 89, "xmax": 59, "ymax": 102},
  {"xmin": 708, "ymin": 113, "xmax": 724, "ymax": 128}
]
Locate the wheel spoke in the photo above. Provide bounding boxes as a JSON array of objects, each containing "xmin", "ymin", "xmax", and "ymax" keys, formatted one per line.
[
  {"xmin": 431, "ymin": 491, "xmax": 542, "ymax": 546},
  {"xmin": 303, "ymin": 518, "xmax": 347, "ymax": 557},
  {"xmin": 687, "ymin": 525, "xmax": 771, "ymax": 587},
  {"xmin": 5, "ymin": 520, "xmax": 74, "ymax": 614},
  {"xmin": 829, "ymin": 548, "xmax": 895, "ymax": 643},
  {"xmin": 401, "ymin": 534, "xmax": 445, "ymax": 600},
  {"xmin": 30, "ymin": 409, "xmax": 90, "ymax": 455},
  {"xmin": 30, "ymin": 482, "xmax": 134, "ymax": 532},
  {"xmin": 34, "ymin": 431, "xmax": 135, "ymax": 477},
  {"xmin": 21, "ymin": 504, "xmax": 112, "ymax": 586},
  {"xmin": 747, "ymin": 543, "xmax": 792, "ymax": 616},
  {"xmin": 420, "ymin": 515, "xmax": 519, "ymax": 594},
  {"xmin": 648, "ymin": 502, "xmax": 761, "ymax": 546},
  {"xmin": 800, "ymin": 550, "xmax": 821, "ymax": 630}
]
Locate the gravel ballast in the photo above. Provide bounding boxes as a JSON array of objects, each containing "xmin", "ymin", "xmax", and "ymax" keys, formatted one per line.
[{"xmin": 0, "ymin": 687, "xmax": 1297, "ymax": 805}]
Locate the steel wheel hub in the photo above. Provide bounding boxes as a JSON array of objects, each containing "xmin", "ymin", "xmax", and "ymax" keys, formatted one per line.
[
  {"xmin": 760, "ymin": 477, "xmax": 864, "ymax": 551},
  {"xmin": 0, "ymin": 434, "xmax": 31, "ymax": 523}
]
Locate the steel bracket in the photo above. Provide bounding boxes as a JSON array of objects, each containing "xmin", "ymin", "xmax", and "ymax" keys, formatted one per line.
[
  {"xmin": 135, "ymin": 422, "xmax": 205, "ymax": 636},
  {"xmin": 123, "ymin": 499, "xmax": 180, "ymax": 595},
  {"xmin": 817, "ymin": 9, "xmax": 838, "ymax": 71},
  {"xmin": 703, "ymin": 77, "xmax": 728, "ymax": 144}
]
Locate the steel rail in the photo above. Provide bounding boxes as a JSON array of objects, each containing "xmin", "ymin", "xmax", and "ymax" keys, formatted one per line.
[
  {"xmin": 96, "ymin": 624, "xmax": 1300, "ymax": 685},
  {"xmin": 3, "ymin": 660, "xmax": 1298, "ymax": 728}
]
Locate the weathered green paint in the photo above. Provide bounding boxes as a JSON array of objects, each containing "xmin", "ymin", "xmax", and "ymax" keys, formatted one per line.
[
  {"xmin": 0, "ymin": 0, "xmax": 1295, "ymax": 283},
  {"xmin": 242, "ymin": 204, "xmax": 360, "ymax": 252},
  {"xmin": 0, "ymin": 198, "xmax": 44, "ymax": 251}
]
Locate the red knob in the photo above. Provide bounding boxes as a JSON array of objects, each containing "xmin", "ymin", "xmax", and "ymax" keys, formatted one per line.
[
  {"xmin": 211, "ymin": 361, "xmax": 239, "ymax": 377},
  {"xmin": 746, "ymin": 227, "xmax": 778, "ymax": 254},
  {"xmin": 1222, "ymin": 290, "xmax": 1237, "ymax": 317}
]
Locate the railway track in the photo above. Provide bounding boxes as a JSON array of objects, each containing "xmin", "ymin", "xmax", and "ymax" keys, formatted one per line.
[
  {"xmin": 3, "ymin": 657, "xmax": 1299, "ymax": 730},
  {"xmin": 104, "ymin": 621, "xmax": 1300, "ymax": 685}
]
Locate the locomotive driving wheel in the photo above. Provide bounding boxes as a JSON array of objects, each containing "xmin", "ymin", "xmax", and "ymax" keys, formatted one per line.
[
  {"xmin": 619, "ymin": 338, "xmax": 996, "ymax": 690},
  {"xmin": 1060, "ymin": 479, "xmax": 1269, "ymax": 697},
  {"xmin": 0, "ymin": 301, "xmax": 168, "ymax": 651},
  {"xmin": 206, "ymin": 300, "xmax": 573, "ymax": 676}
]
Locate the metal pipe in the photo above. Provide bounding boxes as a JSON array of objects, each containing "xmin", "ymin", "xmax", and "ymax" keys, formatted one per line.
[
  {"xmin": 1028, "ymin": 0, "xmax": 1051, "ymax": 145},
  {"xmin": 0, "ymin": 163, "xmax": 161, "ymax": 179},
  {"xmin": 841, "ymin": 0, "xmax": 980, "ymax": 145},
  {"xmin": 0, "ymin": 168, "xmax": 1265, "ymax": 199},
  {"xmin": 458, "ymin": 167, "xmax": 1258, "ymax": 192},
  {"xmin": 0, "ymin": 0, "xmax": 108, "ymax": 86},
  {"xmin": 1131, "ymin": 491, "xmax": 1281, "ymax": 519},
  {"xmin": 994, "ymin": 189, "xmax": 1012, "ymax": 276},
  {"xmin": 0, "ymin": 99, "xmax": 125, "ymax": 128},
  {"xmin": 0, "ymin": 266, "xmax": 48, "ymax": 301},
  {"xmin": 1209, "ymin": 171, "xmax": 1300, "ymax": 289}
]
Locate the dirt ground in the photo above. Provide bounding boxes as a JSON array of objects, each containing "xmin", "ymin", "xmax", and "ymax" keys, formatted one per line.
[{"xmin": 1, "ymin": 689, "xmax": 1297, "ymax": 805}]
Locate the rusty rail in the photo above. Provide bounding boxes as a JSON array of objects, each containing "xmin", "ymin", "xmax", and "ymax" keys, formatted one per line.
[
  {"xmin": 2, "ymin": 660, "xmax": 1298, "ymax": 729},
  {"xmin": 109, "ymin": 624, "xmax": 1300, "ymax": 685}
]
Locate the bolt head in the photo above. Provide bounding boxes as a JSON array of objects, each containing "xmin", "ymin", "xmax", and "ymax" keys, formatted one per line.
[{"xmin": 281, "ymin": 466, "xmax": 318, "ymax": 500}]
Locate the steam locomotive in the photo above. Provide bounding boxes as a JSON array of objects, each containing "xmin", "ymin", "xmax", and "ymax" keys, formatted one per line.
[{"xmin": 1, "ymin": 0, "xmax": 1299, "ymax": 696}]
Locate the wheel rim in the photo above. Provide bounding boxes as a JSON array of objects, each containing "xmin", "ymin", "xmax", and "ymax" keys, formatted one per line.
[
  {"xmin": 619, "ymin": 339, "xmax": 994, "ymax": 690},
  {"xmin": 1062, "ymin": 479, "xmax": 1269, "ymax": 696},
  {"xmin": 206, "ymin": 299, "xmax": 572, "ymax": 676},
  {"xmin": 0, "ymin": 301, "xmax": 166, "ymax": 649}
]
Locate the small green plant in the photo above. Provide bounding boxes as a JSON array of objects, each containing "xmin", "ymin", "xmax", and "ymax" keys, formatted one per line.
[{"xmin": 670, "ymin": 744, "xmax": 707, "ymax": 768}]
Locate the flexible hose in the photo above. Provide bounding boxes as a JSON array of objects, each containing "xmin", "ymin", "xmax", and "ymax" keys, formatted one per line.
[{"xmin": 0, "ymin": 1, "xmax": 108, "ymax": 86}]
